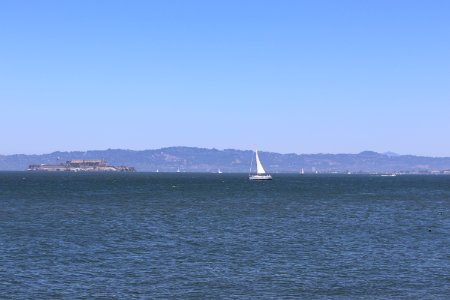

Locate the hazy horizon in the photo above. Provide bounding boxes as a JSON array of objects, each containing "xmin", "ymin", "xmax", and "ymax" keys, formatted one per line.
[
  {"xmin": 1, "ymin": 146, "xmax": 449, "ymax": 158},
  {"xmin": 1, "ymin": 1, "xmax": 449, "ymax": 156}
]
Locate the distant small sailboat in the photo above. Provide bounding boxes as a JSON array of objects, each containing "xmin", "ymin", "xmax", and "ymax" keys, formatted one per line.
[
  {"xmin": 218, "ymin": 168, "xmax": 223, "ymax": 174},
  {"xmin": 300, "ymin": 168, "xmax": 304, "ymax": 174},
  {"xmin": 156, "ymin": 169, "xmax": 159, "ymax": 173},
  {"xmin": 176, "ymin": 167, "xmax": 181, "ymax": 173},
  {"xmin": 249, "ymin": 150, "xmax": 272, "ymax": 180}
]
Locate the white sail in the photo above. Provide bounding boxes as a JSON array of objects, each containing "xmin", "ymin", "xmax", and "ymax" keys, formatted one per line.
[
  {"xmin": 255, "ymin": 150, "xmax": 267, "ymax": 174},
  {"xmin": 249, "ymin": 149, "xmax": 272, "ymax": 180}
]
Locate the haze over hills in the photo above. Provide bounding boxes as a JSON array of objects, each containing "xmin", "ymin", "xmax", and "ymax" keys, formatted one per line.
[{"xmin": 2, "ymin": 147, "xmax": 450, "ymax": 173}]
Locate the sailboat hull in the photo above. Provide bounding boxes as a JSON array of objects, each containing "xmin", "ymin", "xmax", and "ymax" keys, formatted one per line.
[{"xmin": 249, "ymin": 174, "xmax": 272, "ymax": 180}]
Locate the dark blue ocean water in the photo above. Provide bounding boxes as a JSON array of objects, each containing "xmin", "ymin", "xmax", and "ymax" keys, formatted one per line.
[{"xmin": 1, "ymin": 172, "xmax": 449, "ymax": 299}]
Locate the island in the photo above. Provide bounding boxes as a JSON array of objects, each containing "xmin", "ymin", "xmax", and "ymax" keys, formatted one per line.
[{"xmin": 28, "ymin": 160, "xmax": 135, "ymax": 172}]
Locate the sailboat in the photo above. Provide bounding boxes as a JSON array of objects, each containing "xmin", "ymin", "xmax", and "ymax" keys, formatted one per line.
[
  {"xmin": 249, "ymin": 150, "xmax": 272, "ymax": 180},
  {"xmin": 217, "ymin": 168, "xmax": 223, "ymax": 174}
]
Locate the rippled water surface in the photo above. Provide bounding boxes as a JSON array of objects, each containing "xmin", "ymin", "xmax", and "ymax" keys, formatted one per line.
[{"xmin": 1, "ymin": 172, "xmax": 449, "ymax": 298}]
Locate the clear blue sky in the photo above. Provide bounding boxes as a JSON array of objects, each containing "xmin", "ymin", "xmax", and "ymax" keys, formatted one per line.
[{"xmin": 1, "ymin": 0, "xmax": 449, "ymax": 156}]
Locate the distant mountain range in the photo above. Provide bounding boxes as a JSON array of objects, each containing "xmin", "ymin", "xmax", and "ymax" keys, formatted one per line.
[{"xmin": 1, "ymin": 147, "xmax": 450, "ymax": 173}]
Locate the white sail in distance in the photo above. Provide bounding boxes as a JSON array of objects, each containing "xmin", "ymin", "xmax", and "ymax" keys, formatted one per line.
[
  {"xmin": 255, "ymin": 150, "xmax": 267, "ymax": 174},
  {"xmin": 249, "ymin": 149, "xmax": 272, "ymax": 180}
]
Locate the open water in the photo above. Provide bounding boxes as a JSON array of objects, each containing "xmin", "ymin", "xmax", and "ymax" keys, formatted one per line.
[{"xmin": 0, "ymin": 172, "xmax": 449, "ymax": 299}]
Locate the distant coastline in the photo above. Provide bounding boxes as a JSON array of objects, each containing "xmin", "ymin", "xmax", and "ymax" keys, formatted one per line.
[{"xmin": 2, "ymin": 147, "xmax": 450, "ymax": 174}]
